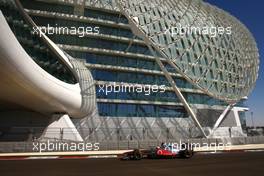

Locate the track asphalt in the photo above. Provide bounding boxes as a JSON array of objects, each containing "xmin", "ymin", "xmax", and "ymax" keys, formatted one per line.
[{"xmin": 0, "ymin": 151, "xmax": 263, "ymax": 176}]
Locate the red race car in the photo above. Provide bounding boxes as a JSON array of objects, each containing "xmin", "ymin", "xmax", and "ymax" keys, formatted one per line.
[{"xmin": 121, "ymin": 143, "xmax": 194, "ymax": 160}]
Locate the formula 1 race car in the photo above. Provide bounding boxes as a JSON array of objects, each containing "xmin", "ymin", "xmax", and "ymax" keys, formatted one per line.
[{"xmin": 120, "ymin": 143, "xmax": 194, "ymax": 160}]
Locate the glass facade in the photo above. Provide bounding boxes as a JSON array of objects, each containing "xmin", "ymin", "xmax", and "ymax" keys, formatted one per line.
[
  {"xmin": 68, "ymin": 51, "xmax": 160, "ymax": 71},
  {"xmin": 238, "ymin": 111, "xmax": 247, "ymax": 132},
  {"xmin": 51, "ymin": 35, "xmax": 151, "ymax": 55},
  {"xmin": 19, "ymin": 0, "xmax": 247, "ymax": 119},
  {"xmin": 119, "ymin": 0, "xmax": 259, "ymax": 102},
  {"xmin": 31, "ymin": 16, "xmax": 133, "ymax": 38},
  {"xmin": 84, "ymin": 8, "xmax": 128, "ymax": 24},
  {"xmin": 0, "ymin": 0, "xmax": 77, "ymax": 84},
  {"xmin": 21, "ymin": 0, "xmax": 74, "ymax": 14},
  {"xmin": 98, "ymin": 103, "xmax": 188, "ymax": 118}
]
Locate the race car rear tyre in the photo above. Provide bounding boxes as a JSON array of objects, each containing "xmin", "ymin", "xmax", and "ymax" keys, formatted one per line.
[{"xmin": 131, "ymin": 149, "xmax": 142, "ymax": 160}]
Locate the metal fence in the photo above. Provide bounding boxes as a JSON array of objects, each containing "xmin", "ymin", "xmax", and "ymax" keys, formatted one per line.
[
  {"xmin": 1, "ymin": 126, "xmax": 264, "ymax": 141},
  {"xmin": 0, "ymin": 126, "xmax": 200, "ymax": 142}
]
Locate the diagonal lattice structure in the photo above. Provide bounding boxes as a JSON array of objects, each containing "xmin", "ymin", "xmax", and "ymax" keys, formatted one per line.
[
  {"xmin": 1, "ymin": 0, "xmax": 258, "ymax": 141},
  {"xmin": 117, "ymin": 0, "xmax": 259, "ymax": 104}
]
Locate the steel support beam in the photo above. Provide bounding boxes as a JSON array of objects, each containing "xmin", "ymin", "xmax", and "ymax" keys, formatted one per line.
[
  {"xmin": 148, "ymin": 45, "xmax": 207, "ymax": 138},
  {"xmin": 209, "ymin": 104, "xmax": 235, "ymax": 137}
]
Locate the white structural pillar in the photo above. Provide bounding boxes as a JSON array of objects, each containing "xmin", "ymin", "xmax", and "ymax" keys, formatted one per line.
[
  {"xmin": 42, "ymin": 114, "xmax": 83, "ymax": 141},
  {"xmin": 209, "ymin": 105, "xmax": 248, "ymax": 138},
  {"xmin": 212, "ymin": 104, "xmax": 235, "ymax": 131}
]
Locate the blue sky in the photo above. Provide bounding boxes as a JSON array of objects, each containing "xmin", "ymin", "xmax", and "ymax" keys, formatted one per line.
[{"xmin": 205, "ymin": 0, "xmax": 264, "ymax": 126}]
